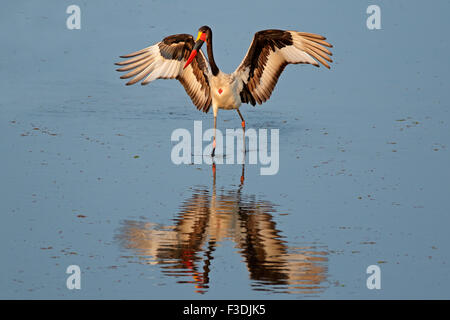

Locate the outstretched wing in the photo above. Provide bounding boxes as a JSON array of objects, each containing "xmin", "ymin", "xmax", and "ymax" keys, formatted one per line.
[
  {"xmin": 115, "ymin": 34, "xmax": 212, "ymax": 112},
  {"xmin": 234, "ymin": 30, "xmax": 333, "ymax": 106}
]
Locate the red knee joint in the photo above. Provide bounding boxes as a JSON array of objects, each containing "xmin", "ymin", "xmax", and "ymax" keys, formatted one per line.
[
  {"xmin": 213, "ymin": 139, "xmax": 216, "ymax": 149},
  {"xmin": 241, "ymin": 121, "xmax": 246, "ymax": 129}
]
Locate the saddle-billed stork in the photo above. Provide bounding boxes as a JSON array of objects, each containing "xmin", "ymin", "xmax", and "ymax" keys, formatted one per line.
[{"xmin": 115, "ymin": 26, "xmax": 333, "ymax": 156}]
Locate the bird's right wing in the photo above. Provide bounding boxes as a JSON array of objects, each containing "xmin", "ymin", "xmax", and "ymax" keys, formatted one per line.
[{"xmin": 115, "ymin": 34, "xmax": 212, "ymax": 113}]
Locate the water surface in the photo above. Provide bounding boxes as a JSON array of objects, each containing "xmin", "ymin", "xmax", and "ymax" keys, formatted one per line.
[{"xmin": 1, "ymin": 0, "xmax": 450, "ymax": 299}]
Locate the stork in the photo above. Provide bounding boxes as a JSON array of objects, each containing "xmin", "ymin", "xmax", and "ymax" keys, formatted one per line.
[{"xmin": 116, "ymin": 26, "xmax": 333, "ymax": 156}]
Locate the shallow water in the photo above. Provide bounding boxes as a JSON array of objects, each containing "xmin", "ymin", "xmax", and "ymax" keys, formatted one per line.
[{"xmin": 1, "ymin": 1, "xmax": 450, "ymax": 299}]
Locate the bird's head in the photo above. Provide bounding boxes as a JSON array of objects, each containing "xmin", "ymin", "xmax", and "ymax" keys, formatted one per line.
[{"xmin": 183, "ymin": 26, "xmax": 210, "ymax": 69}]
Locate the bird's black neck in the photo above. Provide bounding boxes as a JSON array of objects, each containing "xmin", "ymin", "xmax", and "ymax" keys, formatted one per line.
[{"xmin": 206, "ymin": 29, "xmax": 219, "ymax": 76}]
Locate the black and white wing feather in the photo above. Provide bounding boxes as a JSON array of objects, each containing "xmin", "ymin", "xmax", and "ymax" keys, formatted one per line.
[
  {"xmin": 234, "ymin": 30, "xmax": 333, "ymax": 106},
  {"xmin": 116, "ymin": 34, "xmax": 212, "ymax": 112}
]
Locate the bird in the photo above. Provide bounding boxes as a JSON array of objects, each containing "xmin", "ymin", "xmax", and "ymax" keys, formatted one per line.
[{"xmin": 115, "ymin": 26, "xmax": 333, "ymax": 157}]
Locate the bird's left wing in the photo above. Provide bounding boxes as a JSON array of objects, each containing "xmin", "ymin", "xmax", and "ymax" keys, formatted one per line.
[
  {"xmin": 233, "ymin": 30, "xmax": 333, "ymax": 106},
  {"xmin": 115, "ymin": 34, "xmax": 212, "ymax": 112}
]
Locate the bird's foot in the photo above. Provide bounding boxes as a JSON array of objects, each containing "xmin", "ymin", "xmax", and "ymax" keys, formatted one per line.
[{"xmin": 211, "ymin": 139, "xmax": 216, "ymax": 157}]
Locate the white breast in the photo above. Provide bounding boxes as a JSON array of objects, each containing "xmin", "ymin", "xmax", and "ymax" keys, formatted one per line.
[{"xmin": 210, "ymin": 72, "xmax": 242, "ymax": 110}]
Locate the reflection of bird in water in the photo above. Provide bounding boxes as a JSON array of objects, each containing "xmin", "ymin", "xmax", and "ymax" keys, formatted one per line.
[{"xmin": 116, "ymin": 165, "xmax": 328, "ymax": 295}]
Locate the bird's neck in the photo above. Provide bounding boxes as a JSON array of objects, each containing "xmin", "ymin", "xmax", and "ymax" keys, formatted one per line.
[{"xmin": 206, "ymin": 30, "xmax": 219, "ymax": 76}]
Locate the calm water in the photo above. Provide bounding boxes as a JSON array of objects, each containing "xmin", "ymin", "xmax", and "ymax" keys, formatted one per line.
[{"xmin": 1, "ymin": 1, "xmax": 450, "ymax": 299}]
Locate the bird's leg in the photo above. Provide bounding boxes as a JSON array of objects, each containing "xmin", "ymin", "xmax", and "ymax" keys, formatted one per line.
[
  {"xmin": 237, "ymin": 109, "xmax": 246, "ymax": 154},
  {"xmin": 211, "ymin": 114, "xmax": 217, "ymax": 157},
  {"xmin": 237, "ymin": 109, "xmax": 245, "ymax": 130}
]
